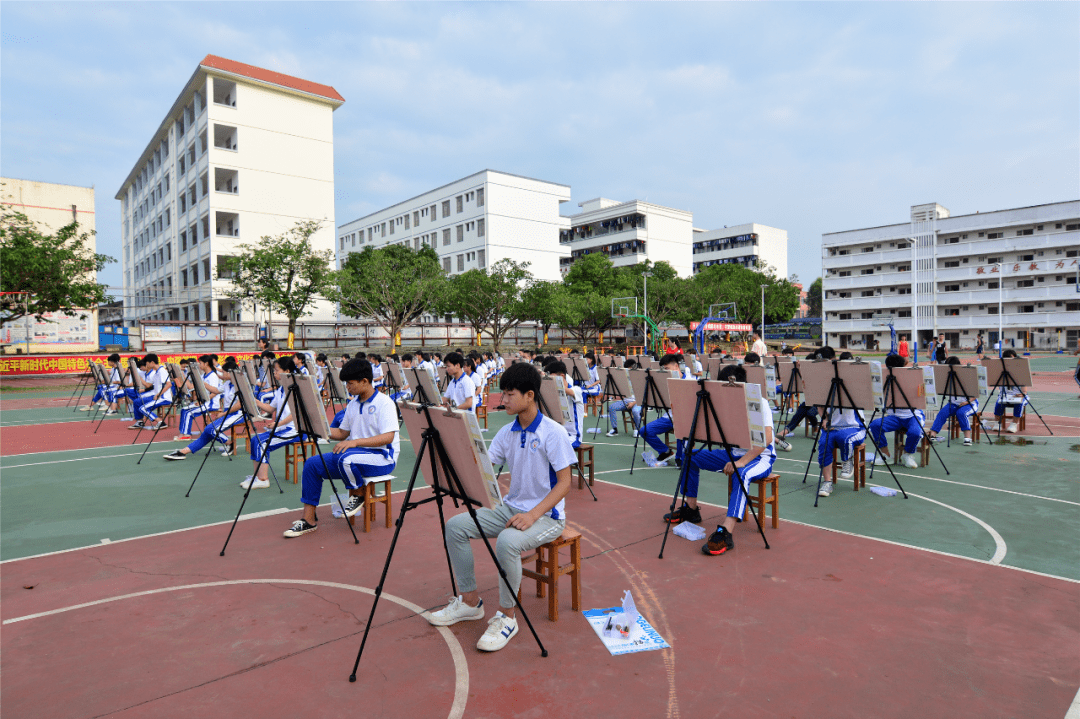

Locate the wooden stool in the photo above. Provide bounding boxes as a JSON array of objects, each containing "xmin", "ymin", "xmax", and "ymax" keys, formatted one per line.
[
  {"xmin": 727, "ymin": 473, "xmax": 780, "ymax": 529},
  {"xmin": 575, "ymin": 444, "xmax": 594, "ymax": 489},
  {"xmin": 948, "ymin": 412, "xmax": 981, "ymax": 442},
  {"xmin": 285, "ymin": 437, "xmax": 318, "ymax": 484},
  {"xmin": 832, "ymin": 443, "xmax": 866, "ymax": 490},
  {"xmin": 586, "ymin": 394, "xmax": 603, "ymax": 418},
  {"xmin": 230, "ymin": 420, "xmax": 254, "ymax": 455},
  {"xmin": 346, "ymin": 477, "xmax": 394, "ymax": 533},
  {"xmin": 894, "ymin": 430, "xmax": 930, "ymax": 467},
  {"xmin": 622, "ymin": 409, "xmax": 637, "ymax": 434},
  {"xmin": 519, "ymin": 529, "xmax": 582, "ymax": 622},
  {"xmin": 475, "ymin": 403, "xmax": 488, "ymax": 429}
]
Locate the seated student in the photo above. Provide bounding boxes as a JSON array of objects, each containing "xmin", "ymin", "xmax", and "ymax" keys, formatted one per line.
[
  {"xmin": 816, "ymin": 401, "xmax": 866, "ymax": 497},
  {"xmin": 176, "ymin": 355, "xmax": 224, "ymax": 440},
  {"xmin": 418, "ymin": 352, "xmax": 438, "ymax": 383},
  {"xmin": 774, "ymin": 349, "xmax": 822, "ymax": 451},
  {"xmin": 433, "ymin": 352, "xmax": 444, "ymax": 369},
  {"xmin": 545, "ymin": 361, "xmax": 584, "ymax": 449},
  {"xmin": 340, "ymin": 353, "xmax": 351, "ymax": 364},
  {"xmin": 992, "ymin": 349, "xmax": 1027, "ymax": 433},
  {"xmin": 463, "ymin": 357, "xmax": 485, "ymax": 413},
  {"xmin": 606, "ymin": 359, "xmax": 643, "ymax": 437},
  {"xmin": 164, "ymin": 358, "xmax": 246, "ymax": 460},
  {"xmin": 255, "ymin": 350, "xmax": 277, "ymax": 402},
  {"xmin": 242, "ymin": 357, "xmax": 305, "ymax": 490},
  {"xmin": 369, "ymin": 354, "xmax": 385, "ymax": 390},
  {"xmin": 129, "ymin": 354, "xmax": 173, "ymax": 431},
  {"xmin": 580, "ymin": 352, "xmax": 602, "ymax": 399},
  {"xmin": 640, "ymin": 354, "xmax": 692, "ymax": 466},
  {"xmin": 427, "ymin": 363, "xmax": 574, "ymax": 652},
  {"xmin": 121, "ymin": 357, "xmax": 147, "ymax": 407},
  {"xmin": 442, "ymin": 352, "xmax": 476, "ymax": 412},
  {"xmin": 389, "ymin": 353, "xmax": 414, "ymax": 402},
  {"xmin": 868, "ymin": 354, "xmax": 925, "ymax": 468},
  {"xmin": 925, "ymin": 357, "xmax": 979, "ymax": 446},
  {"xmin": 688, "ymin": 353, "xmax": 704, "ymax": 379},
  {"xmin": 664, "ymin": 364, "xmax": 777, "ymax": 556},
  {"xmin": 314, "ymin": 353, "xmax": 329, "ymax": 391},
  {"xmin": 82, "ymin": 354, "xmax": 124, "ymax": 413},
  {"xmin": 283, "ymin": 358, "xmax": 400, "ymax": 538},
  {"xmin": 468, "ymin": 351, "xmax": 487, "ymax": 393},
  {"xmin": 292, "ymin": 351, "xmax": 311, "ymax": 377}
]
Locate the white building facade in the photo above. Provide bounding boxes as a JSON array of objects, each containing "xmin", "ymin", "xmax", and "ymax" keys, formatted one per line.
[
  {"xmin": 822, "ymin": 201, "xmax": 1080, "ymax": 352},
  {"xmin": 115, "ymin": 54, "xmax": 343, "ymax": 326},
  {"xmin": 691, "ymin": 222, "xmax": 788, "ymax": 280},
  {"xmin": 559, "ymin": 199, "xmax": 694, "ymax": 277},
  {"xmin": 337, "ymin": 170, "xmax": 570, "ymax": 301}
]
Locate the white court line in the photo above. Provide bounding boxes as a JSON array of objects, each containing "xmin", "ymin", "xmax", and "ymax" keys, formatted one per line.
[
  {"xmin": 1, "ymin": 578, "xmax": 469, "ymax": 719},
  {"xmin": 2, "ymin": 451, "xmax": 154, "ymax": 469},
  {"xmin": 771, "ymin": 456, "xmax": 1080, "ymax": 507},
  {"xmin": 1065, "ymin": 685, "xmax": 1080, "ymax": 719}
]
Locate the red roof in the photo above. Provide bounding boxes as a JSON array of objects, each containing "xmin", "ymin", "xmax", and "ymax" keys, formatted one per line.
[{"xmin": 199, "ymin": 54, "xmax": 345, "ymax": 103}]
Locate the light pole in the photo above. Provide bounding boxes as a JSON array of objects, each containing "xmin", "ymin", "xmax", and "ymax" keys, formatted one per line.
[
  {"xmin": 642, "ymin": 270, "xmax": 652, "ymax": 351},
  {"xmin": 992, "ymin": 262, "xmax": 1003, "ymax": 357},
  {"xmin": 760, "ymin": 284, "xmax": 767, "ymax": 345}
]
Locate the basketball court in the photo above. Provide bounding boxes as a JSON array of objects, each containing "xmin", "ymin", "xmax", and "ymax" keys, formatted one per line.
[{"xmin": 2, "ymin": 357, "xmax": 1078, "ymax": 718}]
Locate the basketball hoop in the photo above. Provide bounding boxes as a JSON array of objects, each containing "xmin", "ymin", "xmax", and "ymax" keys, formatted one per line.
[{"xmin": 871, "ymin": 314, "xmax": 894, "ymax": 327}]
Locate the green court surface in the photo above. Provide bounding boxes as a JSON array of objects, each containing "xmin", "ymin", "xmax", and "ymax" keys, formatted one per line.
[{"xmin": 3, "ymin": 399, "xmax": 1078, "ymax": 584}]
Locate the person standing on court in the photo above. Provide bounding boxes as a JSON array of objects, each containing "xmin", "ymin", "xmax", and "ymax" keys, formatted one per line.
[{"xmin": 934, "ymin": 333, "xmax": 948, "ymax": 364}]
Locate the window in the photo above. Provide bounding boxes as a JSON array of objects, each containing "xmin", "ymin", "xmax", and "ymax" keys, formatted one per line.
[
  {"xmin": 987, "ymin": 232, "xmax": 1003, "ymax": 239},
  {"xmin": 898, "ymin": 309, "xmax": 911, "ymax": 318},
  {"xmin": 1016, "ymin": 279, "xmax": 1034, "ymax": 288},
  {"xmin": 839, "ymin": 313, "xmax": 852, "ymax": 320},
  {"xmin": 217, "ymin": 255, "xmax": 235, "ymax": 279},
  {"xmin": 457, "ymin": 225, "xmax": 464, "ymax": 242},
  {"xmin": 191, "ymin": 264, "xmax": 199, "ymax": 285},
  {"xmin": 442, "ymin": 200, "xmax": 451, "ymax": 218},
  {"xmin": 944, "ymin": 308, "xmax": 960, "ymax": 316},
  {"xmin": 943, "ymin": 284, "xmax": 960, "ymax": 292},
  {"xmin": 203, "ymin": 259, "xmax": 211, "ymax": 284},
  {"xmin": 477, "ymin": 218, "xmax": 485, "ymax": 238},
  {"xmin": 414, "ymin": 211, "xmax": 420, "ymax": 226},
  {"xmin": 414, "ymin": 238, "xmax": 420, "ymax": 251},
  {"xmin": 442, "ymin": 257, "xmax": 451, "ymax": 273},
  {"xmin": 1019, "ymin": 305, "xmax": 1035, "ymax": 313},
  {"xmin": 389, "ymin": 220, "xmax": 394, "ymax": 235},
  {"xmin": 861, "ymin": 312, "xmax": 874, "ymax": 319},
  {"xmin": 477, "ymin": 188, "xmax": 484, "ymax": 207},
  {"xmin": 456, "ymin": 196, "xmax": 463, "ymax": 213},
  {"xmin": 987, "ymin": 256, "xmax": 1002, "ymax": 264},
  {"xmin": 896, "ymin": 241, "xmax": 909, "ymax": 249},
  {"xmin": 838, "ymin": 270, "xmax": 851, "ymax": 277},
  {"xmin": 443, "ymin": 228, "xmax": 451, "ymax": 246},
  {"xmin": 987, "ymin": 306, "xmax": 999, "ymax": 314},
  {"xmin": 1016, "ymin": 229, "xmax": 1033, "ymax": 236},
  {"xmin": 1066, "ymin": 302, "xmax": 1080, "ymax": 311},
  {"xmin": 404, "ymin": 214, "xmax": 410, "ymax": 230},
  {"xmin": 381, "ymin": 223, "xmax": 386, "ymax": 238},
  {"xmin": 943, "ymin": 260, "xmax": 960, "ymax": 268},
  {"xmin": 862, "ymin": 247, "xmax": 874, "ymax": 253},
  {"xmin": 897, "ymin": 287, "xmax": 911, "ymax": 295},
  {"xmin": 457, "ymin": 254, "xmax": 465, "ymax": 271},
  {"xmin": 430, "ymin": 204, "xmax": 438, "ymax": 220},
  {"xmin": 478, "ymin": 249, "xmax": 485, "ymax": 268},
  {"xmin": 1066, "ymin": 223, "xmax": 1080, "ymax": 231},
  {"xmin": 860, "ymin": 268, "xmax": 874, "ymax": 275},
  {"xmin": 897, "ymin": 264, "xmax": 910, "ymax": 272}
]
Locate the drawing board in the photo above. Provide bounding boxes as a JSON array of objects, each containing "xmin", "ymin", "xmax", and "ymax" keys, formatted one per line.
[
  {"xmin": 629, "ymin": 368, "xmax": 677, "ymax": 410},
  {"xmin": 404, "ymin": 366, "xmax": 440, "ymax": 405},
  {"xmin": 775, "ymin": 360, "xmax": 804, "ymax": 394},
  {"xmin": 326, "ymin": 367, "xmax": 350, "ymax": 403},
  {"xmin": 281, "ymin": 373, "xmax": 331, "ymax": 439},
  {"xmin": 668, "ymin": 379, "xmax": 766, "ymax": 450},
  {"xmin": 599, "ymin": 367, "xmax": 633, "ymax": 400},
  {"xmin": 931, "ymin": 365, "xmax": 987, "ymax": 401},
  {"xmin": 705, "ymin": 357, "xmax": 739, "ymax": 379},
  {"xmin": 743, "ymin": 365, "xmax": 777, "ymax": 402},
  {"xmin": 800, "ymin": 359, "xmax": 876, "ymax": 410},
  {"xmin": 980, "ymin": 357, "xmax": 1032, "ymax": 387},
  {"xmin": 538, "ymin": 375, "xmax": 573, "ymax": 423},
  {"xmin": 399, "ymin": 402, "xmax": 503, "ymax": 509},
  {"xmin": 386, "ymin": 362, "xmax": 407, "ymax": 390},
  {"xmin": 240, "ymin": 359, "xmax": 259, "ymax": 387},
  {"xmin": 869, "ymin": 364, "xmax": 935, "ymax": 410},
  {"xmin": 230, "ymin": 368, "xmax": 261, "ymax": 418}
]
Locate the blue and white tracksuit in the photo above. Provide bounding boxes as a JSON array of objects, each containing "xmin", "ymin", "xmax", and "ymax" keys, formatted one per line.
[
  {"xmin": 641, "ymin": 367, "xmax": 692, "ymax": 460},
  {"xmin": 178, "ymin": 371, "xmax": 222, "ymax": 435},
  {"xmin": 682, "ymin": 445, "xmax": 776, "ymax": 519},
  {"xmin": 608, "ymin": 397, "xmax": 642, "ymax": 431},
  {"xmin": 582, "ymin": 365, "xmax": 601, "ymax": 398},
  {"xmin": 994, "ymin": 388, "xmax": 1027, "ymax": 418},
  {"xmin": 250, "ymin": 387, "xmax": 303, "ymax": 462},
  {"xmin": 930, "ymin": 398, "xmax": 979, "ymax": 434},
  {"xmin": 819, "ymin": 409, "xmax": 867, "ymax": 468},
  {"xmin": 869, "ymin": 408, "xmax": 925, "ymax": 455}
]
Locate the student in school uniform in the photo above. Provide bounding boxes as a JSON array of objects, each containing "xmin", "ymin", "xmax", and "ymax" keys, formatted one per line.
[
  {"xmin": 418, "ymin": 352, "xmax": 438, "ymax": 383},
  {"xmin": 255, "ymin": 351, "xmax": 277, "ymax": 402},
  {"xmin": 640, "ymin": 354, "xmax": 692, "ymax": 466},
  {"xmin": 663, "ymin": 364, "xmax": 777, "ymax": 556},
  {"xmin": 369, "ymin": 354, "xmax": 385, "ymax": 390},
  {"xmin": 605, "ymin": 359, "xmax": 642, "ymax": 437},
  {"xmin": 242, "ymin": 357, "xmax": 305, "ymax": 490},
  {"xmin": 463, "ymin": 357, "xmax": 485, "ymax": 413},
  {"xmin": 176, "ymin": 355, "xmax": 224, "ymax": 440},
  {"xmin": 283, "ymin": 358, "xmax": 399, "ymax": 538},
  {"xmin": 545, "ymin": 361, "xmax": 584, "ymax": 449},
  {"xmin": 816, "ymin": 402, "xmax": 867, "ymax": 498},
  {"xmin": 427, "ymin": 362, "xmax": 574, "ymax": 652},
  {"xmin": 164, "ymin": 358, "xmax": 246, "ymax": 459},
  {"xmin": 129, "ymin": 354, "xmax": 173, "ymax": 431},
  {"xmin": 314, "ymin": 353, "xmax": 329, "ymax": 391},
  {"xmin": 774, "ymin": 349, "xmax": 822, "ymax": 452},
  {"xmin": 82, "ymin": 354, "xmax": 124, "ymax": 413},
  {"xmin": 925, "ymin": 357, "xmax": 979, "ymax": 446},
  {"xmin": 434, "ymin": 353, "xmax": 445, "ymax": 369},
  {"xmin": 442, "ymin": 352, "xmax": 476, "ymax": 412},
  {"xmin": 580, "ymin": 352, "xmax": 602, "ymax": 399},
  {"xmin": 992, "ymin": 349, "xmax": 1028, "ymax": 433},
  {"xmin": 389, "ymin": 353, "xmax": 414, "ymax": 403},
  {"xmin": 869, "ymin": 354, "xmax": 925, "ymax": 468}
]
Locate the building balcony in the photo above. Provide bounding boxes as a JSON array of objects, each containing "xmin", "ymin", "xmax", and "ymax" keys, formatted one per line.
[
  {"xmin": 215, "ymin": 211, "xmax": 239, "ymax": 238},
  {"xmin": 822, "ymin": 247, "xmax": 911, "ymax": 268},
  {"xmin": 214, "ymin": 168, "xmax": 239, "ymax": 195},
  {"xmin": 213, "ymin": 124, "xmax": 238, "ymax": 152},
  {"xmin": 560, "ymin": 225, "xmax": 645, "ymax": 245}
]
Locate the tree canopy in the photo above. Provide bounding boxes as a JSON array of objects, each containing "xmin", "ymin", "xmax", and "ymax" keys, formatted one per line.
[
  {"xmin": 806, "ymin": 277, "xmax": 823, "ymax": 318},
  {"xmin": 0, "ymin": 208, "xmax": 114, "ymax": 327},
  {"xmin": 217, "ymin": 219, "xmax": 332, "ymax": 339},
  {"xmin": 440, "ymin": 259, "xmax": 532, "ymax": 348}
]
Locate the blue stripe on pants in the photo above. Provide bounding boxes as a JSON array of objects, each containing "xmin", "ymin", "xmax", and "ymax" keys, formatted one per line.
[
  {"xmin": 139, "ymin": 397, "xmax": 171, "ymax": 422},
  {"xmin": 300, "ymin": 448, "xmax": 395, "ymax": 507},
  {"xmin": 994, "ymin": 398, "xmax": 1027, "ymax": 418},
  {"xmin": 682, "ymin": 448, "xmax": 773, "ymax": 518},
  {"xmin": 250, "ymin": 429, "xmax": 302, "ymax": 462},
  {"xmin": 187, "ymin": 412, "xmax": 245, "ymax": 453},
  {"xmin": 179, "ymin": 403, "xmax": 215, "ymax": 435},
  {"xmin": 930, "ymin": 400, "xmax": 979, "ymax": 434},
  {"xmin": 818, "ymin": 427, "xmax": 866, "ymax": 467},
  {"xmin": 869, "ymin": 413, "xmax": 923, "ymax": 454},
  {"xmin": 642, "ymin": 415, "xmax": 684, "ymax": 460}
]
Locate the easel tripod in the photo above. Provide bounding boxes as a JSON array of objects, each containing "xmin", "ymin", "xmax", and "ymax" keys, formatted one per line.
[
  {"xmin": 933, "ymin": 367, "xmax": 992, "ymax": 447},
  {"xmin": 864, "ymin": 367, "xmax": 950, "ymax": 477},
  {"xmin": 983, "ymin": 358, "xmax": 1053, "ymax": 438},
  {"xmin": 628, "ymin": 368, "xmax": 671, "ymax": 476}
]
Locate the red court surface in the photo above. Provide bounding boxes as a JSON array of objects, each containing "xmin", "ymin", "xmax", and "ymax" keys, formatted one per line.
[{"xmin": 3, "ymin": 481, "xmax": 1077, "ymax": 719}]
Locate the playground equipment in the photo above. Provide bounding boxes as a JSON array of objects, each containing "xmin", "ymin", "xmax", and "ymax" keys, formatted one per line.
[
  {"xmin": 691, "ymin": 303, "xmax": 752, "ymax": 354},
  {"xmin": 611, "ymin": 297, "xmax": 661, "ymax": 354}
]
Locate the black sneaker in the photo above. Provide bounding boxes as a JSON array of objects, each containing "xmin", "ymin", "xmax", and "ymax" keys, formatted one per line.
[
  {"xmin": 674, "ymin": 458, "xmax": 683, "ymax": 469},
  {"xmin": 163, "ymin": 450, "xmax": 187, "ymax": 461},
  {"xmin": 702, "ymin": 527, "xmax": 734, "ymax": 556},
  {"xmin": 343, "ymin": 495, "xmax": 364, "ymax": 518},
  {"xmin": 283, "ymin": 519, "xmax": 318, "ymax": 538},
  {"xmin": 656, "ymin": 449, "xmax": 675, "ymax": 464},
  {"xmin": 128, "ymin": 421, "xmax": 146, "ymax": 430},
  {"xmin": 664, "ymin": 504, "xmax": 702, "ymax": 524}
]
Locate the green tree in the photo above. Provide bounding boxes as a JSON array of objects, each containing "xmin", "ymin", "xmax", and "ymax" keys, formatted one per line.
[
  {"xmin": 561, "ymin": 253, "xmax": 633, "ymax": 344},
  {"xmin": 440, "ymin": 259, "xmax": 533, "ymax": 348},
  {"xmin": 217, "ymin": 219, "xmax": 332, "ymax": 340},
  {"xmin": 691, "ymin": 262, "xmax": 800, "ymax": 333},
  {"xmin": 0, "ymin": 208, "xmax": 114, "ymax": 327},
  {"xmin": 327, "ymin": 244, "xmax": 445, "ymax": 344},
  {"xmin": 519, "ymin": 280, "xmax": 563, "ymax": 345},
  {"xmin": 806, "ymin": 277, "xmax": 823, "ymax": 318}
]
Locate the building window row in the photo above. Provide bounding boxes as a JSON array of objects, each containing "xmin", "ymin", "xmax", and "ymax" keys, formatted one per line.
[
  {"xmin": 348, "ymin": 188, "xmax": 487, "ymax": 246},
  {"xmin": 692, "ymin": 233, "xmax": 758, "ymax": 254},
  {"xmin": 692, "ymin": 255, "xmax": 758, "ymax": 272},
  {"xmin": 560, "ymin": 213, "xmax": 646, "ymax": 243}
]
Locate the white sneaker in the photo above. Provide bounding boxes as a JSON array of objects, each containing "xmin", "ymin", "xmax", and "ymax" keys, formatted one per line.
[
  {"xmin": 963, "ymin": 438, "xmax": 973, "ymax": 446},
  {"xmin": 80, "ymin": 405, "xmax": 93, "ymax": 411},
  {"xmin": 632, "ymin": 430, "xmax": 639, "ymax": 438},
  {"xmin": 606, "ymin": 429, "xmax": 618, "ymax": 437},
  {"xmin": 476, "ymin": 611, "xmax": 518, "ymax": 652},
  {"xmin": 839, "ymin": 459, "xmax": 854, "ymax": 480},
  {"xmin": 1006, "ymin": 423, "xmax": 1018, "ymax": 434},
  {"xmin": 426, "ymin": 595, "xmax": 485, "ymax": 626},
  {"xmin": 900, "ymin": 453, "xmax": 919, "ymax": 469},
  {"xmin": 818, "ymin": 480, "xmax": 834, "ymax": 497},
  {"xmin": 775, "ymin": 436, "xmax": 793, "ymax": 452},
  {"xmin": 239, "ymin": 475, "xmax": 269, "ymax": 489},
  {"xmin": 873, "ymin": 453, "xmax": 890, "ymax": 466}
]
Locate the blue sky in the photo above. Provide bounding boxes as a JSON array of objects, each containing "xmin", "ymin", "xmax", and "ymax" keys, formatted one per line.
[{"xmin": 2, "ymin": 2, "xmax": 1077, "ymax": 290}]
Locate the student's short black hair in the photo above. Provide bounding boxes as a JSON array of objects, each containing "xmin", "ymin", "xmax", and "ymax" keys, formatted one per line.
[
  {"xmin": 805, "ymin": 350, "xmax": 818, "ymax": 360},
  {"xmin": 743, "ymin": 352, "xmax": 761, "ymax": 365},
  {"xmin": 659, "ymin": 353, "xmax": 681, "ymax": 368},
  {"xmin": 838, "ymin": 352, "xmax": 854, "ymax": 360},
  {"xmin": 500, "ymin": 362, "xmax": 542, "ymax": 399},
  {"xmin": 541, "ymin": 356, "xmax": 559, "ymax": 369},
  {"xmin": 444, "ymin": 352, "xmax": 465, "ymax": 367},
  {"xmin": 316, "ymin": 353, "xmax": 327, "ymax": 363},
  {"xmin": 274, "ymin": 357, "xmax": 296, "ymax": 374},
  {"xmin": 341, "ymin": 353, "xmax": 351, "ymax": 360},
  {"xmin": 136, "ymin": 358, "xmax": 147, "ymax": 367},
  {"xmin": 434, "ymin": 352, "xmax": 443, "ymax": 360},
  {"xmin": 222, "ymin": 357, "xmax": 238, "ymax": 371},
  {"xmin": 718, "ymin": 364, "xmax": 747, "ymax": 383},
  {"xmin": 340, "ymin": 357, "xmax": 373, "ymax": 384},
  {"xmin": 885, "ymin": 354, "xmax": 906, "ymax": 368},
  {"xmin": 355, "ymin": 352, "xmax": 367, "ymax": 361},
  {"xmin": 198, "ymin": 354, "xmax": 213, "ymax": 364},
  {"xmin": 401, "ymin": 353, "xmax": 414, "ymax": 363},
  {"xmin": 624, "ymin": 359, "xmax": 637, "ymax": 369},
  {"xmin": 465, "ymin": 357, "xmax": 476, "ymax": 371},
  {"xmin": 1002, "ymin": 349, "xmax": 1017, "ymax": 358},
  {"xmin": 144, "ymin": 353, "xmax": 160, "ymax": 364},
  {"xmin": 946, "ymin": 356, "xmax": 961, "ymax": 365},
  {"xmin": 818, "ymin": 346, "xmax": 836, "ymax": 360},
  {"xmin": 546, "ymin": 360, "xmax": 568, "ymax": 376},
  {"xmin": 585, "ymin": 351, "xmax": 596, "ymax": 362},
  {"xmin": 261, "ymin": 350, "xmax": 276, "ymax": 360},
  {"xmin": 108, "ymin": 353, "xmax": 121, "ymax": 363},
  {"xmin": 211, "ymin": 354, "xmax": 219, "ymax": 361}
]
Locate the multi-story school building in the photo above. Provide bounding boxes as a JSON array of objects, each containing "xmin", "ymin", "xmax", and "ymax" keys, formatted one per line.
[
  {"xmin": 115, "ymin": 54, "xmax": 343, "ymax": 326},
  {"xmin": 336, "ymin": 170, "xmax": 571, "ymax": 289},
  {"xmin": 822, "ymin": 200, "xmax": 1080, "ymax": 352},
  {"xmin": 559, "ymin": 198, "xmax": 695, "ymax": 277},
  {"xmin": 691, "ymin": 222, "xmax": 789, "ymax": 280}
]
